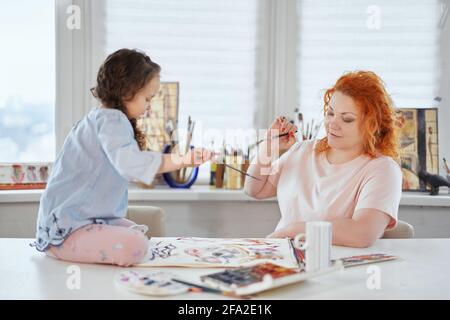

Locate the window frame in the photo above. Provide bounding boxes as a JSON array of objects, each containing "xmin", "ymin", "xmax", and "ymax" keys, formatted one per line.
[{"xmin": 54, "ymin": 0, "xmax": 449, "ymax": 175}]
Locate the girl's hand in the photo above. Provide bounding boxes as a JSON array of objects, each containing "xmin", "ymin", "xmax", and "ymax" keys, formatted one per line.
[
  {"xmin": 182, "ymin": 148, "xmax": 214, "ymax": 167},
  {"xmin": 267, "ymin": 116, "xmax": 297, "ymax": 152}
]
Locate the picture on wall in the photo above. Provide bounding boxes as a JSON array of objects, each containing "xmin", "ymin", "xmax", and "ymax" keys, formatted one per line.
[
  {"xmin": 0, "ymin": 163, "xmax": 52, "ymax": 190},
  {"xmin": 137, "ymin": 82, "xmax": 179, "ymax": 152},
  {"xmin": 136, "ymin": 82, "xmax": 179, "ymax": 187},
  {"xmin": 395, "ymin": 108, "xmax": 439, "ymax": 191}
]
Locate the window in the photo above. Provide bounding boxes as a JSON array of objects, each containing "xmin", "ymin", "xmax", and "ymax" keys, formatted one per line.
[
  {"xmin": 296, "ymin": 0, "xmax": 441, "ymax": 124},
  {"xmin": 92, "ymin": 0, "xmax": 266, "ymax": 181},
  {"xmin": 0, "ymin": 0, "xmax": 55, "ymax": 162},
  {"xmin": 0, "ymin": 0, "xmax": 446, "ymax": 190}
]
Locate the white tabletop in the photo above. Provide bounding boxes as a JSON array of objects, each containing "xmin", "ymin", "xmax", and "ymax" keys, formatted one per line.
[{"xmin": 1, "ymin": 238, "xmax": 449, "ymax": 300}]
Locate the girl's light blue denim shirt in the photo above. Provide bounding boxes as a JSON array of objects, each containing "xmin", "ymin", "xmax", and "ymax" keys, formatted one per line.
[{"xmin": 34, "ymin": 108, "xmax": 161, "ymax": 252}]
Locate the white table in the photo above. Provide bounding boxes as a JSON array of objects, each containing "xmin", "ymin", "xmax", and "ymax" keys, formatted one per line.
[{"xmin": 1, "ymin": 238, "xmax": 449, "ymax": 299}]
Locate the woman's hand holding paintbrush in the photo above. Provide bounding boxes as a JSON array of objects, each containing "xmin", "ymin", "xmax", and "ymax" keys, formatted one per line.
[
  {"xmin": 209, "ymin": 117, "xmax": 298, "ymax": 182},
  {"xmin": 264, "ymin": 116, "xmax": 298, "ymax": 152},
  {"xmin": 248, "ymin": 130, "xmax": 298, "ymax": 151},
  {"xmin": 243, "ymin": 116, "xmax": 298, "ymax": 196}
]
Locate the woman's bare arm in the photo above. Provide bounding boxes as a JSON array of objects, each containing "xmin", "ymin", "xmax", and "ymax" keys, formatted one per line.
[
  {"xmin": 243, "ymin": 140, "xmax": 278, "ymax": 199},
  {"xmin": 267, "ymin": 208, "xmax": 391, "ymax": 248}
]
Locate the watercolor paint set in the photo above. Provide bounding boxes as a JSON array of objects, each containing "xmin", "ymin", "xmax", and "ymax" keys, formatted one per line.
[{"xmin": 199, "ymin": 261, "xmax": 343, "ymax": 296}]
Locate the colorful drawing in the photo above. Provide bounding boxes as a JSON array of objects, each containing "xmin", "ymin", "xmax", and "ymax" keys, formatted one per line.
[
  {"xmin": 11, "ymin": 165, "xmax": 24, "ymax": 183},
  {"xmin": 396, "ymin": 108, "xmax": 439, "ymax": 191},
  {"xmin": 39, "ymin": 166, "xmax": 49, "ymax": 181},
  {"xmin": 185, "ymin": 244, "xmax": 283, "ymax": 265},
  {"xmin": 137, "ymin": 237, "xmax": 299, "ymax": 269},
  {"xmin": 26, "ymin": 166, "xmax": 37, "ymax": 182},
  {"xmin": 0, "ymin": 163, "xmax": 52, "ymax": 190}
]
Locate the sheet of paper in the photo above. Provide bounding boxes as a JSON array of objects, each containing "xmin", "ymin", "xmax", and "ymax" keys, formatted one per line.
[{"xmin": 137, "ymin": 237, "xmax": 300, "ymax": 269}]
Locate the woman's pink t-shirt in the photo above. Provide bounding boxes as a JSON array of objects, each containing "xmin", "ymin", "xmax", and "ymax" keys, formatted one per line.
[{"xmin": 268, "ymin": 140, "xmax": 402, "ymax": 231}]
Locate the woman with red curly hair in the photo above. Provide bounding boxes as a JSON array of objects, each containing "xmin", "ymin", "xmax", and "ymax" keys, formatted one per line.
[{"xmin": 244, "ymin": 71, "xmax": 402, "ymax": 248}]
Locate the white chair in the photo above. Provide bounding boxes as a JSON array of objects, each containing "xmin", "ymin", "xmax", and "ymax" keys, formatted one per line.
[
  {"xmin": 382, "ymin": 220, "xmax": 414, "ymax": 239},
  {"xmin": 126, "ymin": 205, "xmax": 165, "ymax": 237}
]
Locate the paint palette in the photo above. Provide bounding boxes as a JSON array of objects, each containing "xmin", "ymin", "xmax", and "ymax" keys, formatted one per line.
[
  {"xmin": 114, "ymin": 270, "xmax": 189, "ymax": 296},
  {"xmin": 200, "ymin": 261, "xmax": 344, "ymax": 296},
  {"xmin": 201, "ymin": 262, "xmax": 298, "ymax": 288}
]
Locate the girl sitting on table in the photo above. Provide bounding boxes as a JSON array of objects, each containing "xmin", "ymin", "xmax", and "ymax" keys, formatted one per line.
[
  {"xmin": 244, "ymin": 71, "xmax": 402, "ymax": 248},
  {"xmin": 33, "ymin": 48, "xmax": 213, "ymax": 266}
]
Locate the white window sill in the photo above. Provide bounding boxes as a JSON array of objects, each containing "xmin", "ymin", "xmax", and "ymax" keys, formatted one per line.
[{"xmin": 0, "ymin": 185, "xmax": 449, "ymax": 207}]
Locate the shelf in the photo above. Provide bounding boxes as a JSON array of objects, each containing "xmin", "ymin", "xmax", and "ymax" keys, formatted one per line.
[{"xmin": 1, "ymin": 185, "xmax": 449, "ymax": 207}]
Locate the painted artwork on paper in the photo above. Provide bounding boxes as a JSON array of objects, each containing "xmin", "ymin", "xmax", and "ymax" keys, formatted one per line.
[
  {"xmin": 0, "ymin": 163, "xmax": 52, "ymax": 190},
  {"xmin": 395, "ymin": 108, "xmax": 439, "ymax": 191},
  {"xmin": 135, "ymin": 82, "xmax": 179, "ymax": 187},
  {"xmin": 137, "ymin": 82, "xmax": 179, "ymax": 152},
  {"xmin": 137, "ymin": 237, "xmax": 299, "ymax": 269}
]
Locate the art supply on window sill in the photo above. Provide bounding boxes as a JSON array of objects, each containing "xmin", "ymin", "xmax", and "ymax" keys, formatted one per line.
[
  {"xmin": 212, "ymin": 151, "xmax": 260, "ymax": 187},
  {"xmin": 180, "ymin": 115, "xmax": 196, "ymax": 182},
  {"xmin": 226, "ymin": 150, "xmax": 243, "ymax": 189},
  {"xmin": 241, "ymin": 157, "xmax": 250, "ymax": 186},
  {"xmin": 161, "ymin": 143, "xmax": 199, "ymax": 189},
  {"xmin": 303, "ymin": 119, "xmax": 323, "ymax": 141},
  {"xmin": 215, "ymin": 163, "xmax": 225, "ymax": 188}
]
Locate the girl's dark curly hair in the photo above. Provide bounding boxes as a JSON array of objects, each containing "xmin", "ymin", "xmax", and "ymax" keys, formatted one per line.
[{"xmin": 91, "ymin": 48, "xmax": 161, "ymax": 150}]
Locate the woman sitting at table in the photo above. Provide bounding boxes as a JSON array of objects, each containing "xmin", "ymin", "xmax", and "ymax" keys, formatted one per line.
[{"xmin": 244, "ymin": 71, "xmax": 402, "ymax": 248}]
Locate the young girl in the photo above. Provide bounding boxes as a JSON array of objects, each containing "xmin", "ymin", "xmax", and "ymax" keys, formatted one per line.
[{"xmin": 34, "ymin": 48, "xmax": 213, "ymax": 266}]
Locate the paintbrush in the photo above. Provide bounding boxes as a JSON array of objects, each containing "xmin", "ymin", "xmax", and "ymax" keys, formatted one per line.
[
  {"xmin": 297, "ymin": 112, "xmax": 304, "ymax": 140},
  {"xmin": 171, "ymin": 278, "xmax": 249, "ymax": 299},
  {"xmin": 224, "ymin": 163, "xmax": 261, "ymax": 181},
  {"xmin": 444, "ymin": 158, "xmax": 450, "ymax": 174},
  {"xmin": 248, "ymin": 130, "xmax": 298, "ymax": 150},
  {"xmin": 181, "ymin": 116, "xmax": 195, "ymax": 182},
  {"xmin": 212, "ymin": 152, "xmax": 261, "ymax": 181},
  {"xmin": 289, "ymin": 238, "xmax": 305, "ymax": 270},
  {"xmin": 309, "ymin": 119, "xmax": 314, "ymax": 139}
]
